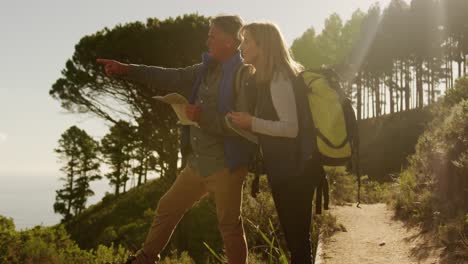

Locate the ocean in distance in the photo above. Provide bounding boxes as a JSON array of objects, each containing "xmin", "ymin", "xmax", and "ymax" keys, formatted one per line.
[{"xmin": 0, "ymin": 174, "xmax": 112, "ymax": 230}]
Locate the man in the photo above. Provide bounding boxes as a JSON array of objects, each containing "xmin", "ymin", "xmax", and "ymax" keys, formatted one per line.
[{"xmin": 97, "ymin": 15, "xmax": 255, "ymax": 264}]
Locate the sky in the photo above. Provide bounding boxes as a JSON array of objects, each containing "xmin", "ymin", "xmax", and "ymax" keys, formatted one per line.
[{"xmin": 0, "ymin": 0, "xmax": 397, "ymax": 179}]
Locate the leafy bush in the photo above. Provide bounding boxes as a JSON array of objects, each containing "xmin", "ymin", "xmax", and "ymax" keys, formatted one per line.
[
  {"xmin": 0, "ymin": 215, "xmax": 131, "ymax": 264},
  {"xmin": 391, "ymin": 77, "xmax": 468, "ymax": 261}
]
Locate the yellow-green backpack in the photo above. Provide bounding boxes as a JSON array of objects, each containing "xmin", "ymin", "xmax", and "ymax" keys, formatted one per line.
[{"xmin": 299, "ymin": 68, "xmax": 358, "ymax": 166}]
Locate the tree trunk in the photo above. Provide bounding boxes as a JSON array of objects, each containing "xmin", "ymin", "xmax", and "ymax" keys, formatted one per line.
[
  {"xmin": 390, "ymin": 72, "xmax": 395, "ymax": 114},
  {"xmin": 367, "ymin": 81, "xmax": 370, "ymax": 118},
  {"xmin": 137, "ymin": 155, "xmax": 144, "ymax": 186},
  {"xmin": 430, "ymin": 63, "xmax": 435, "ymax": 104},
  {"xmin": 374, "ymin": 77, "xmax": 380, "ymax": 117},
  {"xmin": 381, "ymin": 79, "xmax": 386, "ymax": 115},
  {"xmin": 115, "ymin": 166, "xmax": 121, "ymax": 196},
  {"xmin": 463, "ymin": 52, "xmax": 466, "ymax": 75},
  {"xmin": 405, "ymin": 62, "xmax": 410, "ymax": 111},
  {"xmin": 450, "ymin": 47, "xmax": 454, "ymax": 89},
  {"xmin": 457, "ymin": 54, "xmax": 462, "ymax": 79},
  {"xmin": 67, "ymin": 170, "xmax": 74, "ymax": 219},
  {"xmin": 416, "ymin": 61, "xmax": 424, "ymax": 108},
  {"xmin": 446, "ymin": 55, "xmax": 450, "ymax": 90},
  {"xmin": 357, "ymin": 72, "xmax": 362, "ymax": 121},
  {"xmin": 143, "ymin": 156, "xmax": 149, "ymax": 185},
  {"xmin": 123, "ymin": 175, "xmax": 127, "ymax": 193},
  {"xmin": 371, "ymin": 81, "xmax": 375, "ymax": 117}
]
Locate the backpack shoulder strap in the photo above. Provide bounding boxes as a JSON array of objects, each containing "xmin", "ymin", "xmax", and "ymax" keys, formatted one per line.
[{"xmin": 233, "ymin": 64, "xmax": 254, "ymax": 97}]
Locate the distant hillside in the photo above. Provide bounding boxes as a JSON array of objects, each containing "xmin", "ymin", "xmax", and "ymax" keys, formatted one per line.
[{"xmin": 358, "ymin": 107, "xmax": 433, "ymax": 181}]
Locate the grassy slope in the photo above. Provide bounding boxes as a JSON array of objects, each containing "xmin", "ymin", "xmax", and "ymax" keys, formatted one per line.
[{"xmin": 64, "ymin": 176, "xmax": 222, "ymax": 262}]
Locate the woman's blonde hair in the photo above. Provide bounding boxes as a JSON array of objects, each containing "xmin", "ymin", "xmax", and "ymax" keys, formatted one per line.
[{"xmin": 240, "ymin": 22, "xmax": 303, "ymax": 84}]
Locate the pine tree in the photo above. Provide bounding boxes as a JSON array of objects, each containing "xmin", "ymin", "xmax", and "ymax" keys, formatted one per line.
[
  {"xmin": 54, "ymin": 126, "xmax": 101, "ymax": 221},
  {"xmin": 101, "ymin": 121, "xmax": 135, "ymax": 196}
]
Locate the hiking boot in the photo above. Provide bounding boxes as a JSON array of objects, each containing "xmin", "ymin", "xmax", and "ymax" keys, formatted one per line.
[{"xmin": 124, "ymin": 255, "xmax": 137, "ymax": 264}]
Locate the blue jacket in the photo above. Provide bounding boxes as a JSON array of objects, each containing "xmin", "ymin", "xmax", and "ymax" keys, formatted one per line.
[{"xmin": 182, "ymin": 52, "xmax": 256, "ymax": 170}]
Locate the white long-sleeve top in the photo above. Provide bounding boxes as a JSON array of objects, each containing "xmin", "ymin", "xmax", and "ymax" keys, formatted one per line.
[{"xmin": 251, "ymin": 72, "xmax": 299, "ymax": 138}]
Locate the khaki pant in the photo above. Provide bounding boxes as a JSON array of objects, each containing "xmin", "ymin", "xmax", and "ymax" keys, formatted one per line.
[{"xmin": 133, "ymin": 165, "xmax": 248, "ymax": 264}]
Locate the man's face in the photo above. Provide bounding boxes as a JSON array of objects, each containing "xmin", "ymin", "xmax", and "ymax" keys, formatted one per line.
[{"xmin": 206, "ymin": 25, "xmax": 236, "ymax": 61}]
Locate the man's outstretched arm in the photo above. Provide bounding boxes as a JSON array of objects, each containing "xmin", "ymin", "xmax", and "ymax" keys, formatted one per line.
[{"xmin": 96, "ymin": 59, "xmax": 202, "ymax": 97}]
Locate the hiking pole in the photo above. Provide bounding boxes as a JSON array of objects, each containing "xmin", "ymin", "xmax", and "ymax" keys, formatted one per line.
[
  {"xmin": 355, "ymin": 126, "xmax": 361, "ymax": 208},
  {"xmin": 356, "ymin": 154, "xmax": 361, "ymax": 208}
]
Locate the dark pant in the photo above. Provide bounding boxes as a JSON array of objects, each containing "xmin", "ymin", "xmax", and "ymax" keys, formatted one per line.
[{"xmin": 267, "ymin": 160, "xmax": 324, "ymax": 264}]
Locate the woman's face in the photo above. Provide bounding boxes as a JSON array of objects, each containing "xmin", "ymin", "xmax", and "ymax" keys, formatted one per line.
[{"xmin": 240, "ymin": 30, "xmax": 260, "ymax": 65}]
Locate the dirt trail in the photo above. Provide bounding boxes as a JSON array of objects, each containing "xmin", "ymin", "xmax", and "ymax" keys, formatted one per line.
[{"xmin": 318, "ymin": 203, "xmax": 444, "ymax": 264}]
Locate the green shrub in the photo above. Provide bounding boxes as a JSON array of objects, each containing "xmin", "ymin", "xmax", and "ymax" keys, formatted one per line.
[
  {"xmin": 0, "ymin": 217, "xmax": 131, "ymax": 264},
  {"xmin": 391, "ymin": 77, "xmax": 468, "ymax": 262},
  {"xmin": 444, "ymin": 77, "xmax": 468, "ymax": 107}
]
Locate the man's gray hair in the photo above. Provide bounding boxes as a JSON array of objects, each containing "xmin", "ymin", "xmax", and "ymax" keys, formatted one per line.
[{"xmin": 210, "ymin": 15, "xmax": 244, "ymax": 44}]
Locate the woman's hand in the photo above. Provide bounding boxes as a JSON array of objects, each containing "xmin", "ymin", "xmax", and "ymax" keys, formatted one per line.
[{"xmin": 228, "ymin": 112, "xmax": 253, "ymax": 131}]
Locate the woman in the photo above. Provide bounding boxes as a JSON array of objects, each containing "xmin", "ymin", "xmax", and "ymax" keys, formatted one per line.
[{"xmin": 228, "ymin": 22, "xmax": 324, "ymax": 264}]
